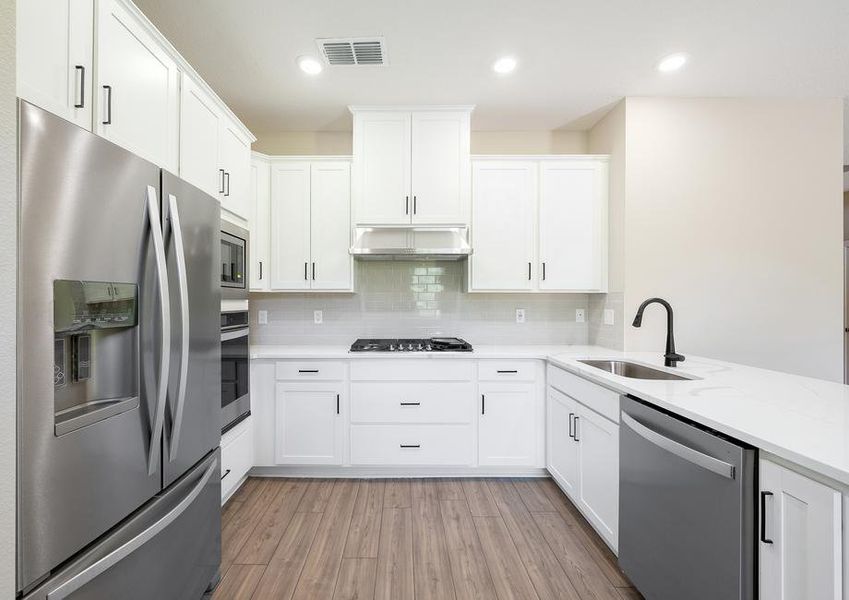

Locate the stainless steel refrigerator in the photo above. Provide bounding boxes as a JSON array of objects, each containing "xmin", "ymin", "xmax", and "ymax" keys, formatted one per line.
[{"xmin": 17, "ymin": 101, "xmax": 222, "ymax": 599}]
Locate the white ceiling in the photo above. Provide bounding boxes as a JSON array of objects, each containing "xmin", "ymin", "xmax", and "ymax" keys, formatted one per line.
[{"xmin": 136, "ymin": 0, "xmax": 849, "ymax": 141}]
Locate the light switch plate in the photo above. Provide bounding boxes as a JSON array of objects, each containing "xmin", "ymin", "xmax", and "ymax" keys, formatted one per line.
[
  {"xmin": 575, "ymin": 309, "xmax": 586, "ymax": 323},
  {"xmin": 258, "ymin": 310, "xmax": 268, "ymax": 325},
  {"xmin": 314, "ymin": 310, "xmax": 323, "ymax": 324},
  {"xmin": 515, "ymin": 308, "xmax": 526, "ymax": 324},
  {"xmin": 603, "ymin": 309, "xmax": 615, "ymax": 325}
]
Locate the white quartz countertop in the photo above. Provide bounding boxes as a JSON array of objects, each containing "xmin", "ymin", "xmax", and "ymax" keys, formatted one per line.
[{"xmin": 251, "ymin": 343, "xmax": 849, "ymax": 487}]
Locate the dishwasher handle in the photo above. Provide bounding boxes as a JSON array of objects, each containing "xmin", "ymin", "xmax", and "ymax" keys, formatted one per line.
[{"xmin": 621, "ymin": 412, "xmax": 736, "ymax": 480}]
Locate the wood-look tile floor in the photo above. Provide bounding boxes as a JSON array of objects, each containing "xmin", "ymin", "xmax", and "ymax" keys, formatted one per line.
[{"xmin": 213, "ymin": 477, "xmax": 643, "ymax": 600}]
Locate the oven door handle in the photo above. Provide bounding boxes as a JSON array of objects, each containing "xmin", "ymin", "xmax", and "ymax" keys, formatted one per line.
[
  {"xmin": 221, "ymin": 328, "xmax": 249, "ymax": 342},
  {"xmin": 165, "ymin": 194, "xmax": 190, "ymax": 462},
  {"xmin": 621, "ymin": 412, "xmax": 736, "ymax": 479}
]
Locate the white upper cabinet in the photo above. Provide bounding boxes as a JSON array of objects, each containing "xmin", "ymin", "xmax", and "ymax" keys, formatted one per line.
[
  {"xmin": 179, "ymin": 74, "xmax": 221, "ymax": 198},
  {"xmin": 469, "ymin": 156, "xmax": 608, "ymax": 293},
  {"xmin": 351, "ymin": 106, "xmax": 472, "ymax": 226},
  {"xmin": 249, "ymin": 156, "xmax": 271, "ymax": 291},
  {"xmin": 219, "ymin": 119, "xmax": 252, "ymax": 219},
  {"xmin": 310, "ymin": 162, "xmax": 353, "ymax": 290},
  {"xmin": 470, "ymin": 161, "xmax": 537, "ymax": 291},
  {"xmin": 95, "ymin": 0, "xmax": 180, "ymax": 172},
  {"xmin": 270, "ymin": 162, "xmax": 311, "ymax": 291},
  {"xmin": 17, "ymin": 0, "xmax": 94, "ymax": 129},
  {"xmin": 538, "ymin": 160, "xmax": 608, "ymax": 291}
]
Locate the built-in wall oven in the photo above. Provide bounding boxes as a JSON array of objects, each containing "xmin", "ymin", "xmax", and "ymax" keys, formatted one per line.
[
  {"xmin": 220, "ymin": 220, "xmax": 248, "ymax": 299},
  {"xmin": 221, "ymin": 311, "xmax": 250, "ymax": 432}
]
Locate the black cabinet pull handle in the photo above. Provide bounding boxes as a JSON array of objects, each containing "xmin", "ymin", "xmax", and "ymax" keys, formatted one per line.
[
  {"xmin": 542, "ymin": 262, "xmax": 546, "ymax": 281},
  {"xmin": 568, "ymin": 412, "xmax": 575, "ymax": 439},
  {"xmin": 74, "ymin": 65, "xmax": 85, "ymax": 108},
  {"xmin": 573, "ymin": 416, "xmax": 580, "ymax": 442},
  {"xmin": 304, "ymin": 262, "xmax": 308, "ymax": 280},
  {"xmin": 312, "ymin": 262, "xmax": 315, "ymax": 280},
  {"xmin": 413, "ymin": 195, "xmax": 417, "ymax": 215},
  {"xmin": 298, "ymin": 369, "xmax": 319, "ymax": 373},
  {"xmin": 221, "ymin": 469, "xmax": 231, "ymax": 480},
  {"xmin": 405, "ymin": 195, "xmax": 409, "ymax": 215},
  {"xmin": 481, "ymin": 394, "xmax": 485, "ymax": 415},
  {"xmin": 400, "ymin": 402, "xmax": 420, "ymax": 406},
  {"xmin": 336, "ymin": 393, "xmax": 340, "ymax": 415},
  {"xmin": 496, "ymin": 370, "xmax": 518, "ymax": 374},
  {"xmin": 760, "ymin": 491, "xmax": 774, "ymax": 544},
  {"xmin": 258, "ymin": 261, "xmax": 263, "ymax": 280},
  {"xmin": 102, "ymin": 85, "xmax": 112, "ymax": 125},
  {"xmin": 400, "ymin": 444, "xmax": 420, "ymax": 449},
  {"xmin": 224, "ymin": 172, "xmax": 230, "ymax": 196},
  {"xmin": 219, "ymin": 169, "xmax": 225, "ymax": 193},
  {"xmin": 528, "ymin": 262, "xmax": 531, "ymax": 281}
]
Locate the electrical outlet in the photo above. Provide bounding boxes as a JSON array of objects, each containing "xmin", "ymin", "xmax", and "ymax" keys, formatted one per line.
[
  {"xmin": 575, "ymin": 308, "xmax": 586, "ymax": 323},
  {"xmin": 313, "ymin": 310, "xmax": 323, "ymax": 324},
  {"xmin": 258, "ymin": 310, "xmax": 268, "ymax": 325},
  {"xmin": 515, "ymin": 308, "xmax": 526, "ymax": 324},
  {"xmin": 603, "ymin": 309, "xmax": 615, "ymax": 326}
]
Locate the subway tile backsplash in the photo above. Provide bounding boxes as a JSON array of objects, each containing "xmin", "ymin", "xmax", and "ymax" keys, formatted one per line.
[{"xmin": 250, "ymin": 261, "xmax": 590, "ymax": 346}]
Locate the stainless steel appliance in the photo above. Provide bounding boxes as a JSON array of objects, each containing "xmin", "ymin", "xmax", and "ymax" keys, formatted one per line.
[
  {"xmin": 220, "ymin": 220, "xmax": 248, "ymax": 299},
  {"xmin": 350, "ymin": 225, "xmax": 472, "ymax": 260},
  {"xmin": 18, "ymin": 101, "xmax": 222, "ymax": 599},
  {"xmin": 349, "ymin": 337, "xmax": 473, "ymax": 352},
  {"xmin": 221, "ymin": 310, "xmax": 250, "ymax": 432},
  {"xmin": 619, "ymin": 395, "xmax": 756, "ymax": 600}
]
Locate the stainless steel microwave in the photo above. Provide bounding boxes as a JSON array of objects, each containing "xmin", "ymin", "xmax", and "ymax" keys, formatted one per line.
[{"xmin": 220, "ymin": 220, "xmax": 249, "ymax": 299}]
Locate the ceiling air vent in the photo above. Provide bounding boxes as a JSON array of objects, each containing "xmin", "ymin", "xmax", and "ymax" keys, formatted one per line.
[{"xmin": 316, "ymin": 37, "xmax": 387, "ymax": 66}]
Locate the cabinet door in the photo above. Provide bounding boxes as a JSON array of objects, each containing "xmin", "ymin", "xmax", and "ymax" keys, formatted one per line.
[
  {"xmin": 760, "ymin": 459, "xmax": 842, "ymax": 600},
  {"xmin": 547, "ymin": 387, "xmax": 579, "ymax": 497},
  {"xmin": 274, "ymin": 383, "xmax": 343, "ymax": 465},
  {"xmin": 179, "ymin": 75, "xmax": 221, "ymax": 198},
  {"xmin": 575, "ymin": 404, "xmax": 619, "ymax": 549},
  {"xmin": 538, "ymin": 160, "xmax": 607, "ymax": 291},
  {"xmin": 479, "ymin": 383, "xmax": 537, "ymax": 466},
  {"xmin": 249, "ymin": 159, "xmax": 271, "ymax": 291},
  {"xmin": 270, "ymin": 162, "xmax": 311, "ymax": 290},
  {"xmin": 95, "ymin": 0, "xmax": 179, "ymax": 171},
  {"xmin": 470, "ymin": 161, "xmax": 537, "ymax": 291},
  {"xmin": 352, "ymin": 111, "xmax": 411, "ymax": 224},
  {"xmin": 220, "ymin": 119, "xmax": 252, "ymax": 219},
  {"xmin": 411, "ymin": 111, "xmax": 470, "ymax": 224},
  {"xmin": 17, "ymin": 0, "xmax": 93, "ymax": 129},
  {"xmin": 310, "ymin": 161, "xmax": 352, "ymax": 291}
]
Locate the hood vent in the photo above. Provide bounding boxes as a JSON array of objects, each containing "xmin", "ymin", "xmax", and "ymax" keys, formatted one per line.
[
  {"xmin": 350, "ymin": 226, "xmax": 472, "ymax": 261},
  {"xmin": 316, "ymin": 37, "xmax": 387, "ymax": 66}
]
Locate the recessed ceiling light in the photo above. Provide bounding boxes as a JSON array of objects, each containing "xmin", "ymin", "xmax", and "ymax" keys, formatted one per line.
[
  {"xmin": 297, "ymin": 55, "xmax": 323, "ymax": 75},
  {"xmin": 657, "ymin": 53, "xmax": 688, "ymax": 73},
  {"xmin": 492, "ymin": 56, "xmax": 517, "ymax": 75}
]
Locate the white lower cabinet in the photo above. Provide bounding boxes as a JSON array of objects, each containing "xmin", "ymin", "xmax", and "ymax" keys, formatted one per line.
[
  {"xmin": 479, "ymin": 382, "xmax": 538, "ymax": 466},
  {"xmin": 759, "ymin": 459, "xmax": 842, "ymax": 600},
  {"xmin": 350, "ymin": 424, "xmax": 473, "ymax": 465},
  {"xmin": 221, "ymin": 416, "xmax": 253, "ymax": 502},
  {"xmin": 547, "ymin": 387, "xmax": 579, "ymax": 496},
  {"xmin": 274, "ymin": 382, "xmax": 344, "ymax": 465}
]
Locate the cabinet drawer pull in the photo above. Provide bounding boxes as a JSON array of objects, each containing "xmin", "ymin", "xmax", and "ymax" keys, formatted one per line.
[
  {"xmin": 312, "ymin": 262, "xmax": 316, "ymax": 280},
  {"xmin": 568, "ymin": 412, "xmax": 575, "ymax": 439},
  {"xmin": 102, "ymin": 85, "xmax": 112, "ymax": 125},
  {"xmin": 336, "ymin": 393, "xmax": 340, "ymax": 415},
  {"xmin": 258, "ymin": 261, "xmax": 263, "ymax": 280},
  {"xmin": 298, "ymin": 369, "xmax": 319, "ymax": 373},
  {"xmin": 542, "ymin": 262, "xmax": 546, "ymax": 281},
  {"xmin": 481, "ymin": 394, "xmax": 485, "ymax": 415},
  {"xmin": 304, "ymin": 262, "xmax": 308, "ymax": 280},
  {"xmin": 528, "ymin": 262, "xmax": 531, "ymax": 280},
  {"xmin": 413, "ymin": 195, "xmax": 417, "ymax": 215},
  {"xmin": 760, "ymin": 491, "xmax": 774, "ymax": 544},
  {"xmin": 74, "ymin": 65, "xmax": 85, "ymax": 108},
  {"xmin": 219, "ymin": 169, "xmax": 225, "ymax": 193},
  {"xmin": 224, "ymin": 172, "xmax": 230, "ymax": 197},
  {"xmin": 573, "ymin": 416, "xmax": 580, "ymax": 442},
  {"xmin": 496, "ymin": 370, "xmax": 518, "ymax": 374},
  {"xmin": 405, "ymin": 195, "xmax": 409, "ymax": 215},
  {"xmin": 400, "ymin": 444, "xmax": 420, "ymax": 449},
  {"xmin": 221, "ymin": 469, "xmax": 231, "ymax": 481},
  {"xmin": 400, "ymin": 402, "xmax": 420, "ymax": 406}
]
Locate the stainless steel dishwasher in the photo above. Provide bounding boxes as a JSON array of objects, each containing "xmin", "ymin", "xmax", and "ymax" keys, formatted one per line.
[{"xmin": 619, "ymin": 395, "xmax": 756, "ymax": 600}]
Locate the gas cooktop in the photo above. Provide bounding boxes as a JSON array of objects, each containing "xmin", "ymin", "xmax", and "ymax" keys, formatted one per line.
[{"xmin": 350, "ymin": 337, "xmax": 473, "ymax": 353}]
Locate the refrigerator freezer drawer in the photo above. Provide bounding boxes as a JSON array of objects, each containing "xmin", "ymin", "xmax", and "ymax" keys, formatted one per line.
[{"xmin": 23, "ymin": 450, "xmax": 221, "ymax": 600}]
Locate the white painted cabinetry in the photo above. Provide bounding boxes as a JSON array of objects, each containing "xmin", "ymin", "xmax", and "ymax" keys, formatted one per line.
[
  {"xmin": 221, "ymin": 416, "xmax": 254, "ymax": 502},
  {"xmin": 351, "ymin": 106, "xmax": 472, "ymax": 225},
  {"xmin": 219, "ymin": 120, "xmax": 252, "ymax": 219},
  {"xmin": 249, "ymin": 155, "xmax": 271, "ymax": 291},
  {"xmin": 470, "ymin": 156, "xmax": 609, "ymax": 293},
  {"xmin": 179, "ymin": 74, "xmax": 222, "ymax": 198},
  {"xmin": 759, "ymin": 458, "xmax": 842, "ymax": 600},
  {"xmin": 547, "ymin": 387, "xmax": 579, "ymax": 496},
  {"xmin": 478, "ymin": 382, "xmax": 538, "ymax": 466},
  {"xmin": 17, "ymin": 0, "xmax": 94, "ymax": 129},
  {"xmin": 270, "ymin": 161, "xmax": 311, "ymax": 290},
  {"xmin": 275, "ymin": 383, "xmax": 344, "ymax": 465}
]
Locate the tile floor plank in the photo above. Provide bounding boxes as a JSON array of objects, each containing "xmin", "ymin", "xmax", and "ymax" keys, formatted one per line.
[
  {"xmin": 235, "ymin": 479, "xmax": 309, "ymax": 565},
  {"xmin": 334, "ymin": 558, "xmax": 377, "ymax": 600},
  {"xmin": 252, "ymin": 511, "xmax": 323, "ymax": 600},
  {"xmin": 375, "ymin": 508, "xmax": 414, "ymax": 600},
  {"xmin": 462, "ymin": 479, "xmax": 500, "ymax": 517},
  {"xmin": 474, "ymin": 515, "xmax": 540, "ymax": 600},
  {"xmin": 211, "ymin": 564, "xmax": 265, "ymax": 600},
  {"xmin": 411, "ymin": 483, "xmax": 456, "ymax": 600},
  {"xmin": 383, "ymin": 478, "xmax": 412, "ymax": 508},
  {"xmin": 440, "ymin": 499, "xmax": 498, "ymax": 600},
  {"xmin": 296, "ymin": 478, "xmax": 336, "ymax": 513},
  {"xmin": 345, "ymin": 479, "xmax": 385, "ymax": 558}
]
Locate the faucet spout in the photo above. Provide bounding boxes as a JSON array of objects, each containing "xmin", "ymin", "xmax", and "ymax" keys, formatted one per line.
[{"xmin": 631, "ymin": 297, "xmax": 685, "ymax": 368}]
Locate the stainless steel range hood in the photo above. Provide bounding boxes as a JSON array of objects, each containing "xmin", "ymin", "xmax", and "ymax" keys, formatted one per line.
[{"xmin": 350, "ymin": 225, "xmax": 472, "ymax": 260}]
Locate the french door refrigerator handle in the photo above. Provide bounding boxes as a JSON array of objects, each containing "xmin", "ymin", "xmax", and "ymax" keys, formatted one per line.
[
  {"xmin": 44, "ymin": 457, "xmax": 217, "ymax": 600},
  {"xmin": 621, "ymin": 412, "xmax": 736, "ymax": 479},
  {"xmin": 165, "ymin": 194, "xmax": 190, "ymax": 461},
  {"xmin": 145, "ymin": 186, "xmax": 171, "ymax": 476}
]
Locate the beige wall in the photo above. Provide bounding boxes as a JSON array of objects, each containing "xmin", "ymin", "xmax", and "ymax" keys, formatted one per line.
[
  {"xmin": 0, "ymin": 0, "xmax": 14, "ymax": 593},
  {"xmin": 624, "ymin": 98, "xmax": 844, "ymax": 381},
  {"xmin": 254, "ymin": 129, "xmax": 588, "ymax": 156},
  {"xmin": 844, "ymin": 190, "xmax": 849, "ymax": 240}
]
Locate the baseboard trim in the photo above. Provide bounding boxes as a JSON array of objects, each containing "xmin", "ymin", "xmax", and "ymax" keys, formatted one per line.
[{"xmin": 249, "ymin": 465, "xmax": 550, "ymax": 478}]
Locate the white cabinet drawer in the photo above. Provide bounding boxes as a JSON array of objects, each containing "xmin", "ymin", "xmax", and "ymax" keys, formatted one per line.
[
  {"xmin": 221, "ymin": 417, "xmax": 253, "ymax": 502},
  {"xmin": 350, "ymin": 359, "xmax": 474, "ymax": 381},
  {"xmin": 478, "ymin": 360, "xmax": 538, "ymax": 382},
  {"xmin": 547, "ymin": 365, "xmax": 620, "ymax": 423},
  {"xmin": 351, "ymin": 382, "xmax": 474, "ymax": 424},
  {"xmin": 350, "ymin": 424, "xmax": 474, "ymax": 465},
  {"xmin": 275, "ymin": 360, "xmax": 346, "ymax": 381}
]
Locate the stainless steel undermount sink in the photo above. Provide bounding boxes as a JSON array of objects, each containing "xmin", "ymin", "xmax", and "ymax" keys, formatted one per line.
[{"xmin": 578, "ymin": 359, "xmax": 693, "ymax": 381}]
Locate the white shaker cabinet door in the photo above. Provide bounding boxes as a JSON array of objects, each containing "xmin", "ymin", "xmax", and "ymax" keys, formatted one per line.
[
  {"xmin": 95, "ymin": 0, "xmax": 179, "ymax": 171},
  {"xmin": 17, "ymin": 0, "xmax": 93, "ymax": 129},
  {"xmin": 274, "ymin": 383, "xmax": 343, "ymax": 465},
  {"xmin": 179, "ymin": 75, "xmax": 221, "ymax": 198},
  {"xmin": 470, "ymin": 160, "xmax": 537, "ymax": 291},
  {"xmin": 249, "ymin": 158, "xmax": 271, "ymax": 291},
  {"xmin": 219, "ymin": 119, "xmax": 252, "ymax": 220},
  {"xmin": 547, "ymin": 387, "xmax": 580, "ymax": 497},
  {"xmin": 478, "ymin": 383, "xmax": 537, "ymax": 466},
  {"xmin": 270, "ymin": 162, "xmax": 311, "ymax": 290},
  {"xmin": 310, "ymin": 161, "xmax": 353, "ymax": 291},
  {"xmin": 575, "ymin": 404, "xmax": 619, "ymax": 550}
]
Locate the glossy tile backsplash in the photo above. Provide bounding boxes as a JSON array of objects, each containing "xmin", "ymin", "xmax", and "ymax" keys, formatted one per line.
[{"xmin": 250, "ymin": 261, "xmax": 590, "ymax": 346}]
